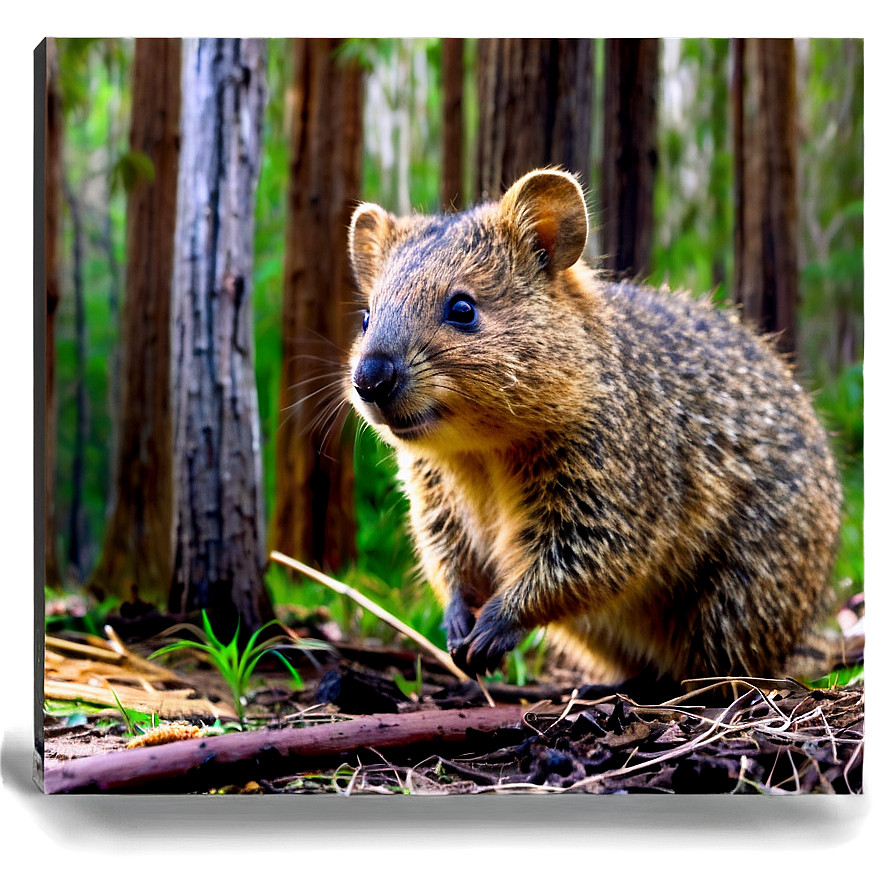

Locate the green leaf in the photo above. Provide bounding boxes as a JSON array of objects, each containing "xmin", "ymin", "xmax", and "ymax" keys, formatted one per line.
[
  {"xmin": 269, "ymin": 650, "xmax": 305, "ymax": 690},
  {"xmin": 110, "ymin": 150, "xmax": 156, "ymax": 193}
]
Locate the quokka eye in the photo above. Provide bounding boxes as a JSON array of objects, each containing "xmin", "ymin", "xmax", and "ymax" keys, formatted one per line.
[
  {"xmin": 362, "ymin": 309, "xmax": 370, "ymax": 333},
  {"xmin": 445, "ymin": 293, "xmax": 478, "ymax": 329}
]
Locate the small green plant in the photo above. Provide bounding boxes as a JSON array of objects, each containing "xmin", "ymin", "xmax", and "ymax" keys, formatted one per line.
[
  {"xmin": 150, "ymin": 611, "xmax": 327, "ymax": 724},
  {"xmin": 393, "ymin": 654, "xmax": 424, "ymax": 699},
  {"xmin": 806, "ymin": 664, "xmax": 864, "ymax": 690},
  {"xmin": 506, "ymin": 629, "xmax": 549, "ymax": 686},
  {"xmin": 109, "ymin": 688, "xmax": 156, "ymax": 737}
]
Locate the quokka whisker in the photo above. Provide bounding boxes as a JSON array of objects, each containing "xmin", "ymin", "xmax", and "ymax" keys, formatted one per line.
[
  {"xmin": 286, "ymin": 371, "xmax": 347, "ymax": 394},
  {"xmin": 282, "ymin": 379, "xmax": 347, "ymax": 411}
]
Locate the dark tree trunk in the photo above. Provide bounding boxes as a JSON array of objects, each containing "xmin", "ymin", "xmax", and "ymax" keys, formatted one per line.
[
  {"xmin": 475, "ymin": 38, "xmax": 594, "ymax": 201},
  {"xmin": 101, "ymin": 156, "xmax": 123, "ymax": 516},
  {"xmin": 170, "ymin": 38, "xmax": 273, "ymax": 633},
  {"xmin": 441, "ymin": 37, "xmax": 465, "ymax": 210},
  {"xmin": 707, "ymin": 38, "xmax": 731, "ymax": 292},
  {"xmin": 88, "ymin": 38, "xmax": 181, "ymax": 605},
  {"xmin": 269, "ymin": 38, "xmax": 363, "ymax": 573},
  {"xmin": 600, "ymin": 38, "xmax": 660, "ymax": 279},
  {"xmin": 733, "ymin": 38, "xmax": 800, "ymax": 357},
  {"xmin": 62, "ymin": 173, "xmax": 89, "ymax": 581},
  {"xmin": 44, "ymin": 37, "xmax": 63, "ymax": 589}
]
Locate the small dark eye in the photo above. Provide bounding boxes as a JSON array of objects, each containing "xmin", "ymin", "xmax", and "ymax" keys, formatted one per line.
[
  {"xmin": 445, "ymin": 293, "xmax": 478, "ymax": 329},
  {"xmin": 362, "ymin": 309, "xmax": 370, "ymax": 333}
]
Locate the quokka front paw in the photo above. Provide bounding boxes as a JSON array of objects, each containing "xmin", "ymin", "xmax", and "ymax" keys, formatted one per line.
[
  {"xmin": 451, "ymin": 598, "xmax": 527, "ymax": 676},
  {"xmin": 443, "ymin": 591, "xmax": 476, "ymax": 651}
]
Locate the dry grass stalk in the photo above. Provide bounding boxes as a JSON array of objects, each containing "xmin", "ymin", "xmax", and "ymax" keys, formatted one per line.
[{"xmin": 270, "ymin": 549, "xmax": 469, "ymax": 681}]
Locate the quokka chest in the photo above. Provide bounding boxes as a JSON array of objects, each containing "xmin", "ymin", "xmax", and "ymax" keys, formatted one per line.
[{"xmin": 416, "ymin": 452, "xmax": 533, "ymax": 572}]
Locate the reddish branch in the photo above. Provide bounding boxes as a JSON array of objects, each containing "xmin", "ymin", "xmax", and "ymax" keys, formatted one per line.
[{"xmin": 44, "ymin": 705, "xmax": 525, "ymax": 794}]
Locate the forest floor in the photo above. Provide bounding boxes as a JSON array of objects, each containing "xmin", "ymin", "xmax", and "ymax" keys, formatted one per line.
[{"xmin": 41, "ymin": 604, "xmax": 864, "ymax": 796}]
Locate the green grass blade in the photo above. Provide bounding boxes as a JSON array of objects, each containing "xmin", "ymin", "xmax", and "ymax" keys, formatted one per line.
[{"xmin": 269, "ymin": 650, "xmax": 305, "ymax": 690}]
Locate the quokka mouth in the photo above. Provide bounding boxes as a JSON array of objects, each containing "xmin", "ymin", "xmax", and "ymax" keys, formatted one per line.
[{"xmin": 386, "ymin": 407, "xmax": 443, "ymax": 440}]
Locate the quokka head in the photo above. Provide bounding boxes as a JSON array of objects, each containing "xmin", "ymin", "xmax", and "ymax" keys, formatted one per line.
[{"xmin": 346, "ymin": 168, "xmax": 596, "ymax": 454}]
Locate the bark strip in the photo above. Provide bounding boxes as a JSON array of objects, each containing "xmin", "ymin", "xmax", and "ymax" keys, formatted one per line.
[{"xmin": 44, "ymin": 705, "xmax": 525, "ymax": 793}]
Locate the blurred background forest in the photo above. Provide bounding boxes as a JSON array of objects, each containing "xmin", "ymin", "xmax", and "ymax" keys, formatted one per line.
[{"xmin": 41, "ymin": 37, "xmax": 863, "ymax": 653}]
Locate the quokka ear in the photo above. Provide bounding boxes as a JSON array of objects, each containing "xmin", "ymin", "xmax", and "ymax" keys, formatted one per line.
[
  {"xmin": 499, "ymin": 169, "xmax": 589, "ymax": 274},
  {"xmin": 348, "ymin": 202, "xmax": 395, "ymax": 295}
]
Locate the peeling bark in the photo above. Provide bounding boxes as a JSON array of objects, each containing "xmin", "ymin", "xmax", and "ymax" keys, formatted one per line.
[{"xmin": 170, "ymin": 38, "xmax": 272, "ymax": 632}]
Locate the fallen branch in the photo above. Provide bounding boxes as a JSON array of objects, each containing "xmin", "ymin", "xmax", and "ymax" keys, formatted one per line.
[
  {"xmin": 44, "ymin": 704, "xmax": 525, "ymax": 794},
  {"xmin": 270, "ymin": 550, "xmax": 469, "ymax": 682}
]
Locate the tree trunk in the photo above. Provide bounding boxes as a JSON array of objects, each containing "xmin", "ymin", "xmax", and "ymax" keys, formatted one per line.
[
  {"xmin": 733, "ymin": 38, "xmax": 800, "ymax": 357},
  {"xmin": 707, "ymin": 38, "xmax": 731, "ymax": 292},
  {"xmin": 44, "ymin": 37, "xmax": 63, "ymax": 589},
  {"xmin": 475, "ymin": 38, "xmax": 594, "ymax": 201},
  {"xmin": 170, "ymin": 38, "xmax": 272, "ymax": 633},
  {"xmin": 62, "ymin": 172, "xmax": 89, "ymax": 581},
  {"xmin": 601, "ymin": 38, "xmax": 660, "ymax": 279},
  {"xmin": 441, "ymin": 38, "xmax": 465, "ymax": 210},
  {"xmin": 88, "ymin": 38, "xmax": 181, "ymax": 605},
  {"xmin": 269, "ymin": 38, "xmax": 363, "ymax": 573}
]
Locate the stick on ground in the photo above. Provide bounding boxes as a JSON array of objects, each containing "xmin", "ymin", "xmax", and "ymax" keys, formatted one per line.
[{"xmin": 44, "ymin": 705, "xmax": 525, "ymax": 793}]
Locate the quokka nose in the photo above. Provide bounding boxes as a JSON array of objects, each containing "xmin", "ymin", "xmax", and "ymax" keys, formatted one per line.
[{"xmin": 352, "ymin": 354, "xmax": 400, "ymax": 406}]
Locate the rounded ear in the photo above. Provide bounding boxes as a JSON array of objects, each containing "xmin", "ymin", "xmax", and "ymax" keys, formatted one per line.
[
  {"xmin": 348, "ymin": 202, "xmax": 395, "ymax": 295},
  {"xmin": 499, "ymin": 169, "xmax": 588, "ymax": 273}
]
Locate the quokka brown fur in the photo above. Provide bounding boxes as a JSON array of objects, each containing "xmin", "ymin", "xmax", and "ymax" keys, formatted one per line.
[{"xmin": 346, "ymin": 168, "xmax": 842, "ymax": 686}]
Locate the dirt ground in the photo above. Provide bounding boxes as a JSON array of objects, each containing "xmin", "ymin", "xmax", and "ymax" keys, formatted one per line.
[{"xmin": 41, "ymin": 620, "xmax": 864, "ymax": 796}]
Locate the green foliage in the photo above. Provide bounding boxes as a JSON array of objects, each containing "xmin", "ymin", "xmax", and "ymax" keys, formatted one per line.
[
  {"xmin": 811, "ymin": 362, "xmax": 863, "ymax": 597},
  {"xmin": 149, "ymin": 610, "xmax": 325, "ymax": 724},
  {"xmin": 54, "ymin": 38, "xmax": 131, "ymax": 579},
  {"xmin": 506, "ymin": 629, "xmax": 550, "ymax": 687},
  {"xmin": 806, "ymin": 664, "xmax": 864, "ymax": 689},
  {"xmin": 797, "ymin": 38, "xmax": 863, "ymax": 388},
  {"xmin": 110, "ymin": 149, "xmax": 154, "ymax": 192},
  {"xmin": 44, "ymin": 594, "xmax": 119, "ymax": 637},
  {"xmin": 815, "ymin": 362, "xmax": 863, "ymax": 460},
  {"xmin": 651, "ymin": 38, "xmax": 733, "ymax": 299},
  {"xmin": 43, "ymin": 700, "xmax": 96, "ymax": 727}
]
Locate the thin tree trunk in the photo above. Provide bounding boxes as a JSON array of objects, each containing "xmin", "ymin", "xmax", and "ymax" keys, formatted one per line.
[
  {"xmin": 707, "ymin": 38, "xmax": 730, "ymax": 292},
  {"xmin": 441, "ymin": 38, "xmax": 465, "ymax": 210},
  {"xmin": 733, "ymin": 38, "xmax": 800, "ymax": 356},
  {"xmin": 269, "ymin": 38, "xmax": 363, "ymax": 573},
  {"xmin": 170, "ymin": 38, "xmax": 272, "ymax": 633},
  {"xmin": 44, "ymin": 37, "xmax": 63, "ymax": 589},
  {"xmin": 475, "ymin": 38, "xmax": 594, "ymax": 201},
  {"xmin": 102, "ymin": 136, "xmax": 123, "ymax": 517},
  {"xmin": 601, "ymin": 38, "xmax": 660, "ymax": 279},
  {"xmin": 88, "ymin": 38, "xmax": 181, "ymax": 605},
  {"xmin": 62, "ymin": 173, "xmax": 89, "ymax": 581}
]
